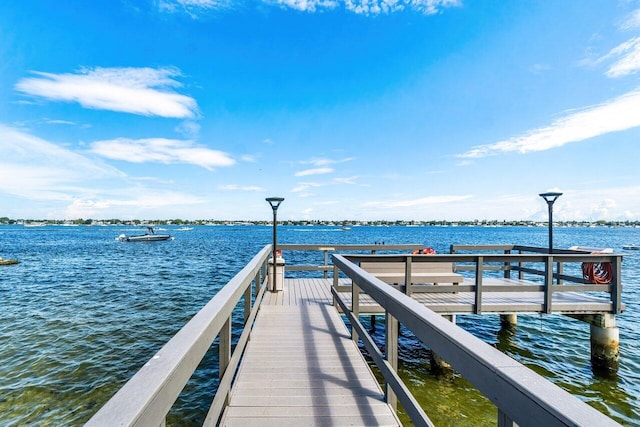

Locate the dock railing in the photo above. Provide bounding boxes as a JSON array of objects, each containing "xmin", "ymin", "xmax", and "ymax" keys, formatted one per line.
[
  {"xmin": 331, "ymin": 253, "xmax": 621, "ymax": 427},
  {"xmin": 338, "ymin": 246, "xmax": 623, "ymax": 314},
  {"xmin": 86, "ymin": 245, "xmax": 272, "ymax": 427},
  {"xmin": 86, "ymin": 244, "xmax": 622, "ymax": 426},
  {"xmin": 279, "ymin": 243, "xmax": 423, "ymax": 278},
  {"xmin": 86, "ymin": 244, "xmax": 417, "ymax": 426}
]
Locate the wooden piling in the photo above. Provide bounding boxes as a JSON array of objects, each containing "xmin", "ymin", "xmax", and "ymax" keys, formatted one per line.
[
  {"xmin": 430, "ymin": 315, "xmax": 455, "ymax": 373},
  {"xmin": 591, "ymin": 322, "xmax": 619, "ymax": 374},
  {"xmin": 500, "ymin": 314, "xmax": 517, "ymax": 328}
]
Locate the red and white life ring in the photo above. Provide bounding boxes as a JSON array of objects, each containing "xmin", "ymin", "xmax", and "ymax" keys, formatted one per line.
[{"xmin": 412, "ymin": 247, "xmax": 436, "ymax": 255}]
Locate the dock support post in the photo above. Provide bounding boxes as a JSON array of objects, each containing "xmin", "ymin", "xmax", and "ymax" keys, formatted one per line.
[
  {"xmin": 430, "ymin": 315, "xmax": 455, "ymax": 374},
  {"xmin": 566, "ymin": 314, "xmax": 620, "ymax": 374},
  {"xmin": 590, "ymin": 315, "xmax": 619, "ymax": 374},
  {"xmin": 500, "ymin": 314, "xmax": 517, "ymax": 328}
]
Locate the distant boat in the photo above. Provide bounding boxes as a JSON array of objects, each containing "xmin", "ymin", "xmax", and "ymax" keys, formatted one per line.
[
  {"xmin": 341, "ymin": 226, "xmax": 351, "ymax": 231},
  {"xmin": 622, "ymin": 244, "xmax": 640, "ymax": 250},
  {"xmin": 24, "ymin": 222, "xmax": 46, "ymax": 227},
  {"xmin": 178, "ymin": 226, "xmax": 194, "ymax": 231},
  {"xmin": 117, "ymin": 226, "xmax": 172, "ymax": 242},
  {"xmin": 0, "ymin": 257, "xmax": 19, "ymax": 265}
]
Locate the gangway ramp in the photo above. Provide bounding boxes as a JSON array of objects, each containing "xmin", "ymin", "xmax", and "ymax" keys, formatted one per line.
[{"xmin": 220, "ymin": 279, "xmax": 400, "ymax": 426}]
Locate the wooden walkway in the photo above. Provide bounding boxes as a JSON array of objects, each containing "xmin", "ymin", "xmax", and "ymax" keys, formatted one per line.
[
  {"xmin": 220, "ymin": 276, "xmax": 615, "ymax": 425},
  {"xmin": 219, "ymin": 278, "xmax": 400, "ymax": 426}
]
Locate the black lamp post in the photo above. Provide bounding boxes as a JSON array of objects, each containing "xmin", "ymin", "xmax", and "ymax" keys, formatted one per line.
[
  {"xmin": 266, "ymin": 197, "xmax": 284, "ymax": 291},
  {"xmin": 539, "ymin": 192, "xmax": 562, "ymax": 254}
]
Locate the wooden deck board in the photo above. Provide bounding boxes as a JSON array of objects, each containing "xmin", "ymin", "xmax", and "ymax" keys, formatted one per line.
[
  {"xmin": 220, "ymin": 281, "xmax": 399, "ymax": 427},
  {"xmin": 222, "ymin": 276, "xmax": 614, "ymax": 426}
]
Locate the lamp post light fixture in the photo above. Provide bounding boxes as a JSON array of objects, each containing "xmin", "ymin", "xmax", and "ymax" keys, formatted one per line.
[
  {"xmin": 266, "ymin": 197, "xmax": 284, "ymax": 291},
  {"xmin": 539, "ymin": 192, "xmax": 562, "ymax": 254}
]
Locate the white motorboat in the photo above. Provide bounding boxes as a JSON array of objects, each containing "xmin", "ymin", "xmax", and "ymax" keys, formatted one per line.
[
  {"xmin": 622, "ymin": 244, "xmax": 640, "ymax": 250},
  {"xmin": 117, "ymin": 226, "xmax": 172, "ymax": 242}
]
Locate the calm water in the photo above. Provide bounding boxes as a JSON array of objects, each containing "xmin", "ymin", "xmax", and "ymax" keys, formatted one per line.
[{"xmin": 1, "ymin": 225, "xmax": 639, "ymax": 425}]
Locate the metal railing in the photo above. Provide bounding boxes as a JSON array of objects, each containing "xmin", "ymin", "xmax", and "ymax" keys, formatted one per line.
[
  {"xmin": 86, "ymin": 244, "xmax": 623, "ymax": 426},
  {"xmin": 86, "ymin": 246, "xmax": 272, "ymax": 427},
  {"xmin": 279, "ymin": 243, "xmax": 422, "ymax": 277},
  {"xmin": 331, "ymin": 254, "xmax": 621, "ymax": 427},
  {"xmin": 85, "ymin": 244, "xmax": 418, "ymax": 426},
  {"xmin": 338, "ymin": 248, "xmax": 623, "ymax": 314}
]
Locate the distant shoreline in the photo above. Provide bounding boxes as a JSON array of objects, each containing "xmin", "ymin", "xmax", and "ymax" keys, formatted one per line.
[{"xmin": 2, "ymin": 218, "xmax": 639, "ymax": 228}]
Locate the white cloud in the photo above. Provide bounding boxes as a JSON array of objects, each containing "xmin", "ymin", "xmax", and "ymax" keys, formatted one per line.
[
  {"xmin": 295, "ymin": 167, "xmax": 334, "ymax": 177},
  {"xmin": 291, "ymin": 182, "xmax": 323, "ymax": 193},
  {"xmin": 90, "ymin": 138, "xmax": 235, "ymax": 170},
  {"xmin": 601, "ymin": 37, "xmax": 640, "ymax": 78},
  {"xmin": 345, "ymin": 0, "xmax": 458, "ymax": 14},
  {"xmin": 333, "ymin": 176, "xmax": 358, "ymax": 184},
  {"xmin": 159, "ymin": 0, "xmax": 458, "ymax": 14},
  {"xmin": 301, "ymin": 157, "xmax": 355, "ymax": 166},
  {"xmin": 175, "ymin": 121, "xmax": 201, "ymax": 138},
  {"xmin": 15, "ymin": 67, "xmax": 198, "ymax": 118},
  {"xmin": 271, "ymin": 0, "xmax": 338, "ymax": 12},
  {"xmin": 619, "ymin": 9, "xmax": 640, "ymax": 31},
  {"xmin": 363, "ymin": 195, "xmax": 472, "ymax": 208},
  {"xmin": 458, "ymin": 87, "xmax": 640, "ymax": 158},
  {"xmin": 218, "ymin": 184, "xmax": 266, "ymax": 192},
  {"xmin": 0, "ymin": 125, "xmax": 123, "ymax": 201},
  {"xmin": 158, "ymin": 0, "xmax": 230, "ymax": 16}
]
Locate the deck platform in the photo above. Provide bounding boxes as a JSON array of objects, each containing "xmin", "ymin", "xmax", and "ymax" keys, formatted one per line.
[
  {"xmin": 220, "ymin": 278, "xmax": 400, "ymax": 426},
  {"xmin": 336, "ymin": 277, "xmax": 617, "ymax": 315},
  {"xmin": 221, "ymin": 276, "xmax": 616, "ymax": 425}
]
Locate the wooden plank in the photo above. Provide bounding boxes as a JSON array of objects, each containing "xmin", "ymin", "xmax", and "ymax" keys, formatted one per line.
[{"xmin": 220, "ymin": 303, "xmax": 399, "ymax": 426}]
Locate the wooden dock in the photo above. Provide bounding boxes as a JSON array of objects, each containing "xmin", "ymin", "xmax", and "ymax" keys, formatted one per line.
[
  {"xmin": 86, "ymin": 245, "xmax": 623, "ymax": 426},
  {"xmin": 220, "ymin": 278, "xmax": 400, "ymax": 426}
]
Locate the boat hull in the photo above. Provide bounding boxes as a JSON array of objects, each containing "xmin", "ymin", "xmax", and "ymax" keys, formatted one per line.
[{"xmin": 123, "ymin": 234, "xmax": 171, "ymax": 242}]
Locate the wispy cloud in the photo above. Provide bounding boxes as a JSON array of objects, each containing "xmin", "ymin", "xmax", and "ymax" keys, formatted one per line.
[
  {"xmin": 218, "ymin": 184, "xmax": 266, "ymax": 192},
  {"xmin": 345, "ymin": 0, "xmax": 459, "ymax": 15},
  {"xmin": 458, "ymin": 87, "xmax": 640, "ymax": 158},
  {"xmin": 333, "ymin": 176, "xmax": 358, "ymax": 184},
  {"xmin": 240, "ymin": 154, "xmax": 258, "ymax": 162},
  {"xmin": 0, "ymin": 125, "xmax": 212, "ymax": 219},
  {"xmin": 291, "ymin": 182, "xmax": 323, "ymax": 193},
  {"xmin": 300, "ymin": 157, "xmax": 355, "ymax": 166},
  {"xmin": 599, "ymin": 36, "xmax": 640, "ymax": 78},
  {"xmin": 295, "ymin": 167, "xmax": 334, "ymax": 177},
  {"xmin": 175, "ymin": 121, "xmax": 201, "ymax": 138},
  {"xmin": 619, "ymin": 8, "xmax": 640, "ymax": 31},
  {"xmin": 271, "ymin": 0, "xmax": 338, "ymax": 12},
  {"xmin": 15, "ymin": 67, "xmax": 199, "ymax": 118},
  {"xmin": 159, "ymin": 0, "xmax": 458, "ymax": 15},
  {"xmin": 158, "ymin": 0, "xmax": 231, "ymax": 17},
  {"xmin": 363, "ymin": 195, "xmax": 472, "ymax": 208},
  {"xmin": 0, "ymin": 125, "xmax": 122, "ymax": 201},
  {"xmin": 90, "ymin": 137, "xmax": 235, "ymax": 170}
]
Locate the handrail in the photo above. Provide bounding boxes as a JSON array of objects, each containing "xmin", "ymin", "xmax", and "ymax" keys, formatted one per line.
[
  {"xmin": 86, "ymin": 245, "xmax": 272, "ymax": 427},
  {"xmin": 331, "ymin": 254, "xmax": 621, "ymax": 427},
  {"xmin": 279, "ymin": 244, "xmax": 423, "ymax": 278},
  {"xmin": 343, "ymin": 253, "xmax": 623, "ymax": 314}
]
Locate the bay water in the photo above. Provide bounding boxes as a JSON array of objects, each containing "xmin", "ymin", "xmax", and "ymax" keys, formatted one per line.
[{"xmin": 1, "ymin": 224, "xmax": 639, "ymax": 425}]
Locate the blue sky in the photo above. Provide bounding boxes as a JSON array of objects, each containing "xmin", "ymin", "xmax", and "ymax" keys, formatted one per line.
[{"xmin": 2, "ymin": 1, "xmax": 640, "ymax": 221}]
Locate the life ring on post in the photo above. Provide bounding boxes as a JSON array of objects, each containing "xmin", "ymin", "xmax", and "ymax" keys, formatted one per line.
[
  {"xmin": 580, "ymin": 249, "xmax": 612, "ymax": 284},
  {"xmin": 412, "ymin": 247, "xmax": 436, "ymax": 255},
  {"xmin": 582, "ymin": 261, "xmax": 613, "ymax": 284}
]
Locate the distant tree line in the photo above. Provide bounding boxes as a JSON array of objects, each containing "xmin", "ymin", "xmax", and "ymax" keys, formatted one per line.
[{"xmin": 1, "ymin": 217, "xmax": 639, "ymax": 227}]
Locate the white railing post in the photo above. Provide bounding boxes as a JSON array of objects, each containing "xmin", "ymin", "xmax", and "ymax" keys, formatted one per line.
[{"xmin": 385, "ymin": 310, "xmax": 398, "ymax": 410}]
